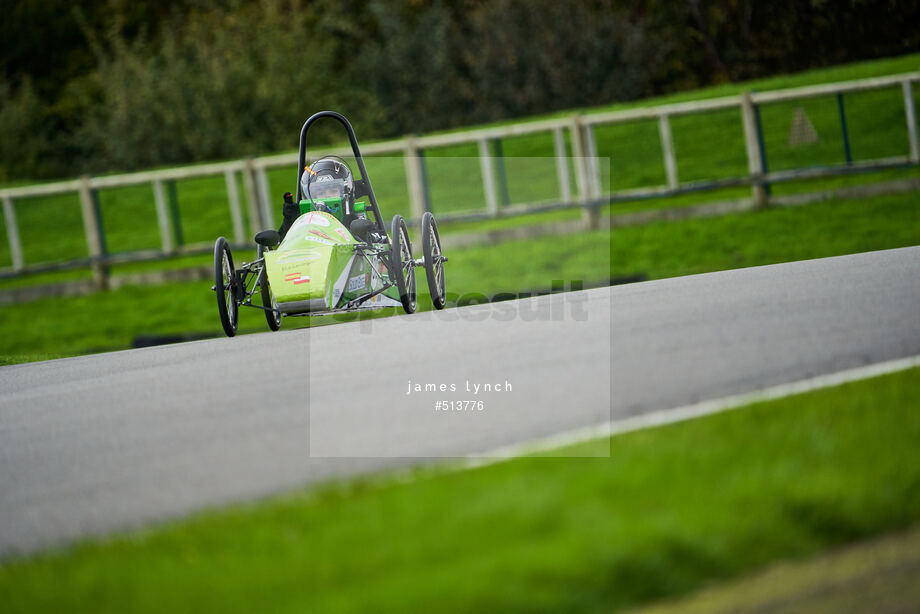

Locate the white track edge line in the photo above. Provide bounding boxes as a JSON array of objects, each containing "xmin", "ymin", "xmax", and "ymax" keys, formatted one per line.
[{"xmin": 462, "ymin": 354, "xmax": 920, "ymax": 470}]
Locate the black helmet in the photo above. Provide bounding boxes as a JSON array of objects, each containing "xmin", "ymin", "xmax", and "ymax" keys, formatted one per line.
[{"xmin": 301, "ymin": 156, "xmax": 354, "ymax": 207}]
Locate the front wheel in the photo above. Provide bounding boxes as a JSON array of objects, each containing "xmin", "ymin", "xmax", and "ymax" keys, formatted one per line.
[
  {"xmin": 214, "ymin": 237, "xmax": 239, "ymax": 337},
  {"xmin": 389, "ymin": 215, "xmax": 416, "ymax": 314},
  {"xmin": 258, "ymin": 244, "xmax": 282, "ymax": 331},
  {"xmin": 421, "ymin": 212, "xmax": 446, "ymax": 309}
]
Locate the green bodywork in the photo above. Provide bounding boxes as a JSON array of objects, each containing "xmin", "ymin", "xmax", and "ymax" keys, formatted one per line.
[
  {"xmin": 298, "ymin": 197, "xmax": 366, "ymax": 217},
  {"xmin": 263, "ymin": 210, "xmax": 401, "ymax": 313}
]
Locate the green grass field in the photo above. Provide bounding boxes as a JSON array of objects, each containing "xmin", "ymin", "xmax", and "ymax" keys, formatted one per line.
[
  {"xmin": 1, "ymin": 365, "xmax": 917, "ymax": 613},
  {"xmin": 0, "ymin": 190, "xmax": 916, "ymax": 363},
  {"xmin": 0, "ymin": 53, "xmax": 917, "ymax": 271}
]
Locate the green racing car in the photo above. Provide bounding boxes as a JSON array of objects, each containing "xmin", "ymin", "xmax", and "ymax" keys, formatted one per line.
[{"xmin": 211, "ymin": 111, "xmax": 447, "ymax": 337}]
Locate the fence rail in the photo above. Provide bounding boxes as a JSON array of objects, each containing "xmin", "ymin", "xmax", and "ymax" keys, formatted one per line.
[{"xmin": 1, "ymin": 70, "xmax": 918, "ymax": 282}]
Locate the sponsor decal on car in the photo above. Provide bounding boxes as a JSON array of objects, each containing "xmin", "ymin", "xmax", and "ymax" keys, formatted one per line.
[
  {"xmin": 288, "ymin": 212, "xmax": 332, "ymax": 234},
  {"xmin": 303, "ymin": 235, "xmax": 336, "ymax": 246},
  {"xmin": 302, "ymin": 213, "xmax": 331, "ymax": 227},
  {"xmin": 277, "ymin": 250, "xmax": 322, "ymax": 265},
  {"xmin": 309, "ymin": 229, "xmax": 334, "ymax": 241},
  {"xmin": 335, "ymin": 228, "xmax": 350, "ymax": 241},
  {"xmin": 347, "ymin": 274, "xmax": 365, "ymax": 292},
  {"xmin": 285, "ymin": 272, "xmax": 311, "ymax": 285}
]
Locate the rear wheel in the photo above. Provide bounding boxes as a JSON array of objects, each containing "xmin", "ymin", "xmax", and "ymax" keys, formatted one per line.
[
  {"xmin": 214, "ymin": 237, "xmax": 239, "ymax": 337},
  {"xmin": 389, "ymin": 215, "xmax": 416, "ymax": 314},
  {"xmin": 421, "ymin": 212, "xmax": 446, "ymax": 310},
  {"xmin": 258, "ymin": 244, "xmax": 281, "ymax": 331}
]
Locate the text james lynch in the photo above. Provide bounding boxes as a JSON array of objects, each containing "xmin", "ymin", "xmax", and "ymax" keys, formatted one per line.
[{"xmin": 406, "ymin": 380, "xmax": 513, "ymax": 395}]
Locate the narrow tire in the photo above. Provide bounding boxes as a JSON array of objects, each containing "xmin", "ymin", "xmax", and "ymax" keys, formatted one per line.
[
  {"xmin": 389, "ymin": 215, "xmax": 417, "ymax": 314},
  {"xmin": 258, "ymin": 244, "xmax": 282, "ymax": 331},
  {"xmin": 420, "ymin": 211, "xmax": 446, "ymax": 309},
  {"xmin": 214, "ymin": 237, "xmax": 239, "ymax": 337}
]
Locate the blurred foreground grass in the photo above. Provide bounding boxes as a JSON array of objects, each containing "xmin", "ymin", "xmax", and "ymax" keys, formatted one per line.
[
  {"xmin": 0, "ymin": 190, "xmax": 917, "ymax": 362},
  {"xmin": 633, "ymin": 525, "xmax": 920, "ymax": 614},
  {"xmin": 1, "ymin": 366, "xmax": 917, "ymax": 612}
]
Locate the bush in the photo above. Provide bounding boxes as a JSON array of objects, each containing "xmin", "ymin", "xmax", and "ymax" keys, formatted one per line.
[
  {"xmin": 0, "ymin": 78, "xmax": 55, "ymax": 181},
  {"xmin": 78, "ymin": 0, "xmax": 356, "ymax": 171},
  {"xmin": 2, "ymin": 0, "xmax": 919, "ymax": 180}
]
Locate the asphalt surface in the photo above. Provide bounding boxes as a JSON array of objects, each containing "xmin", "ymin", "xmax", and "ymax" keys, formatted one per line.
[{"xmin": 1, "ymin": 246, "xmax": 918, "ymax": 556}]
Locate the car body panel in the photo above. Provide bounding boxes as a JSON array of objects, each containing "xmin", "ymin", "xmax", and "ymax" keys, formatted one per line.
[{"xmin": 264, "ymin": 210, "xmax": 401, "ymax": 314}]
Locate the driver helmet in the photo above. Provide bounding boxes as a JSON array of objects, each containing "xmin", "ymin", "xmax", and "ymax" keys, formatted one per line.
[{"xmin": 301, "ymin": 156, "xmax": 354, "ymax": 217}]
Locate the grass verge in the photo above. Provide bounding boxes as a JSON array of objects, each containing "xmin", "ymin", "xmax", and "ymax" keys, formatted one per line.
[{"xmin": 1, "ymin": 366, "xmax": 918, "ymax": 613}]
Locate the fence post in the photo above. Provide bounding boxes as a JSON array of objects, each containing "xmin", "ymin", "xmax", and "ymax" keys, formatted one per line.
[
  {"xmin": 2, "ymin": 196, "xmax": 24, "ymax": 272},
  {"xmin": 585, "ymin": 122, "xmax": 602, "ymax": 229},
  {"xmin": 491, "ymin": 139, "xmax": 511, "ymax": 208},
  {"xmin": 569, "ymin": 116, "xmax": 589, "ymax": 197},
  {"xmin": 418, "ymin": 150, "xmax": 432, "ymax": 215},
  {"xmin": 165, "ymin": 181, "xmax": 184, "ymax": 247},
  {"xmin": 571, "ymin": 116, "xmax": 600, "ymax": 229},
  {"xmin": 752, "ymin": 102, "xmax": 772, "ymax": 198},
  {"xmin": 552, "ymin": 127, "xmax": 571, "ymax": 203},
  {"xmin": 152, "ymin": 180, "xmax": 174, "ymax": 254},
  {"xmin": 658, "ymin": 114, "xmax": 679, "ymax": 190},
  {"xmin": 582, "ymin": 123, "xmax": 602, "ymax": 198},
  {"xmin": 478, "ymin": 138, "xmax": 499, "ymax": 216},
  {"xmin": 78, "ymin": 176, "xmax": 108, "ymax": 289},
  {"xmin": 837, "ymin": 93, "xmax": 853, "ymax": 165},
  {"xmin": 242, "ymin": 158, "xmax": 263, "ymax": 235},
  {"xmin": 225, "ymin": 170, "xmax": 246, "ymax": 244},
  {"xmin": 404, "ymin": 136, "xmax": 428, "ymax": 221},
  {"xmin": 903, "ymin": 81, "xmax": 920, "ymax": 164},
  {"xmin": 741, "ymin": 92, "xmax": 768, "ymax": 207},
  {"xmin": 256, "ymin": 165, "xmax": 275, "ymax": 230}
]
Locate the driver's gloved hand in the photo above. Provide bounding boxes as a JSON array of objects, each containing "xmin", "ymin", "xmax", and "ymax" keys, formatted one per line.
[
  {"xmin": 279, "ymin": 192, "xmax": 299, "ymax": 239},
  {"xmin": 282, "ymin": 192, "xmax": 299, "ymax": 219}
]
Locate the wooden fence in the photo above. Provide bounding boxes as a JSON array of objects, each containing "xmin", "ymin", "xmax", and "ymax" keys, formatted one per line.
[{"xmin": 1, "ymin": 71, "xmax": 918, "ymax": 284}]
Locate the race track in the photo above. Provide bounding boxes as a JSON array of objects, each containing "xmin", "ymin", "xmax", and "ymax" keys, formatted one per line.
[{"xmin": 1, "ymin": 246, "xmax": 918, "ymax": 555}]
